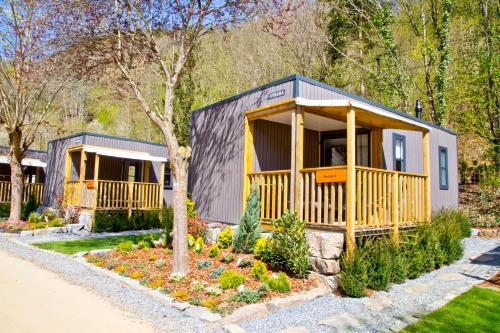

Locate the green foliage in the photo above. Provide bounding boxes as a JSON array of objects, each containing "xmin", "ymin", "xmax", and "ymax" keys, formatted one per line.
[
  {"xmin": 48, "ymin": 217, "xmax": 65, "ymax": 227},
  {"xmin": 265, "ymin": 272, "xmax": 291, "ymax": 292},
  {"xmin": 219, "ymin": 254, "xmax": 234, "ymax": 264},
  {"xmin": 186, "ymin": 198, "xmax": 197, "ymax": 219},
  {"xmin": 197, "ymin": 260, "xmax": 212, "ymax": 269},
  {"xmin": 137, "ymin": 240, "xmax": 152, "ymax": 250},
  {"xmin": 116, "ymin": 241, "xmax": 134, "ymax": 253},
  {"xmin": 162, "ymin": 205, "xmax": 174, "ymax": 245},
  {"xmin": 237, "ymin": 257, "xmax": 252, "ymax": 268},
  {"xmin": 22, "ymin": 194, "xmax": 38, "ymax": 220},
  {"xmin": 218, "ymin": 227, "xmax": 233, "ymax": 249},
  {"xmin": 204, "ymin": 284, "xmax": 222, "ymax": 296},
  {"xmin": 189, "ymin": 296, "xmax": 202, "ymax": 306},
  {"xmin": 0, "ymin": 203, "xmax": 9, "ymax": 218},
  {"xmin": 94, "ymin": 210, "xmax": 162, "ymax": 233},
  {"xmin": 154, "ymin": 259, "xmax": 166, "ymax": 268},
  {"xmin": 208, "ymin": 266, "xmax": 226, "ymax": 279},
  {"xmin": 232, "ymin": 288, "xmax": 262, "ymax": 304},
  {"xmin": 194, "ymin": 237, "xmax": 205, "ymax": 254},
  {"xmin": 251, "ymin": 260, "xmax": 268, "ymax": 281},
  {"xmin": 365, "ymin": 238, "xmax": 392, "ymax": 291},
  {"xmin": 233, "ymin": 185, "xmax": 262, "ymax": 253},
  {"xmin": 187, "ymin": 234, "xmax": 195, "ymax": 248},
  {"xmin": 208, "ymin": 243, "xmax": 221, "ymax": 257},
  {"xmin": 218, "ymin": 270, "xmax": 246, "ymax": 289},
  {"xmin": 28, "ymin": 212, "xmax": 44, "ymax": 224},
  {"xmin": 190, "ymin": 280, "xmax": 208, "ymax": 292},
  {"xmin": 339, "ymin": 250, "xmax": 368, "ymax": 298},
  {"xmin": 270, "ymin": 211, "xmax": 311, "ymax": 278},
  {"xmin": 254, "ymin": 237, "xmax": 272, "ymax": 262}
]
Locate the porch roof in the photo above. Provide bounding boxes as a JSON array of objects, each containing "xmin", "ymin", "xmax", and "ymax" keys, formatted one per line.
[
  {"xmin": 0, "ymin": 156, "xmax": 46, "ymax": 167},
  {"xmin": 247, "ymin": 98, "xmax": 431, "ymax": 132},
  {"xmin": 69, "ymin": 145, "xmax": 168, "ymax": 162}
]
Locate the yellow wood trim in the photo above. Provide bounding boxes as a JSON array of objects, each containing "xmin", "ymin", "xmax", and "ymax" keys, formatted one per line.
[
  {"xmin": 346, "ymin": 107, "xmax": 356, "ymax": 256},
  {"xmin": 392, "ymin": 172, "xmax": 399, "ymax": 240},
  {"xmin": 248, "ymin": 169, "xmax": 291, "ymax": 176},
  {"xmin": 243, "ymin": 116, "xmax": 254, "ymax": 211},
  {"xmin": 244, "ymin": 99, "xmax": 296, "ymax": 120},
  {"xmin": 294, "ymin": 107, "xmax": 304, "ymax": 213},
  {"xmin": 78, "ymin": 150, "xmax": 87, "ymax": 207},
  {"xmin": 91, "ymin": 154, "xmax": 100, "ymax": 230},
  {"xmin": 423, "ymin": 131, "xmax": 431, "ymax": 221},
  {"xmin": 300, "ymin": 165, "xmax": 347, "ymax": 172},
  {"xmin": 159, "ymin": 162, "xmax": 165, "ymax": 211}
]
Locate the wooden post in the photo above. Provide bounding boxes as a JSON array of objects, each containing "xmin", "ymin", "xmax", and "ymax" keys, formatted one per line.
[
  {"xmin": 64, "ymin": 150, "xmax": 71, "ymax": 204},
  {"xmin": 371, "ymin": 127, "xmax": 383, "ymax": 168},
  {"xmin": 92, "ymin": 154, "xmax": 100, "ymax": 230},
  {"xmin": 294, "ymin": 107, "xmax": 304, "ymax": 216},
  {"xmin": 392, "ymin": 172, "xmax": 399, "ymax": 241},
  {"xmin": 423, "ymin": 131, "xmax": 431, "ymax": 221},
  {"xmin": 290, "ymin": 111, "xmax": 297, "ymax": 211},
  {"xmin": 128, "ymin": 180, "xmax": 133, "ymax": 218},
  {"xmin": 78, "ymin": 150, "xmax": 87, "ymax": 207},
  {"xmin": 242, "ymin": 116, "xmax": 254, "ymax": 211},
  {"xmin": 159, "ymin": 162, "xmax": 165, "ymax": 212},
  {"xmin": 346, "ymin": 107, "xmax": 356, "ymax": 256}
]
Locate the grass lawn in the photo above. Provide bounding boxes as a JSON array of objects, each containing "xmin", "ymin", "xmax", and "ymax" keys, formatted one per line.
[
  {"xmin": 34, "ymin": 233, "xmax": 161, "ymax": 255},
  {"xmin": 401, "ymin": 287, "xmax": 500, "ymax": 333}
]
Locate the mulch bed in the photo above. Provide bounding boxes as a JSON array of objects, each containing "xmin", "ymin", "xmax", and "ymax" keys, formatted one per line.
[
  {"xmin": 482, "ymin": 272, "xmax": 500, "ymax": 289},
  {"xmin": 85, "ymin": 246, "xmax": 316, "ymax": 315}
]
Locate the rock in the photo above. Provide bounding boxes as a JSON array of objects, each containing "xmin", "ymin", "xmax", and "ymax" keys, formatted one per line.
[
  {"xmin": 306, "ymin": 232, "xmax": 321, "ymax": 258},
  {"xmin": 172, "ymin": 301, "xmax": 190, "ymax": 311},
  {"xmin": 205, "ymin": 228, "xmax": 221, "ymax": 244},
  {"xmin": 223, "ymin": 324, "xmax": 246, "ymax": 333},
  {"xmin": 184, "ymin": 306, "xmax": 221, "ymax": 323},
  {"xmin": 319, "ymin": 312, "xmax": 362, "ymax": 330},
  {"xmin": 19, "ymin": 230, "xmax": 34, "ymax": 237},
  {"xmin": 66, "ymin": 223, "xmax": 85, "ymax": 234},
  {"xmin": 208, "ymin": 222, "xmax": 223, "ymax": 229},
  {"xmin": 319, "ymin": 232, "xmax": 344, "ymax": 259},
  {"xmin": 478, "ymin": 229, "xmax": 499, "ymax": 238},
  {"xmin": 48, "ymin": 227, "xmax": 68, "ymax": 234},
  {"xmin": 222, "ymin": 303, "xmax": 268, "ymax": 324},
  {"xmin": 436, "ymin": 272, "xmax": 465, "ymax": 281},
  {"xmin": 310, "ymin": 272, "xmax": 338, "ymax": 292},
  {"xmin": 365, "ymin": 293, "xmax": 393, "ymax": 311},
  {"xmin": 310, "ymin": 257, "xmax": 340, "ymax": 275},
  {"xmin": 266, "ymin": 287, "xmax": 327, "ymax": 311},
  {"xmin": 33, "ymin": 228, "xmax": 50, "ymax": 236},
  {"xmin": 403, "ymin": 281, "xmax": 431, "ymax": 295},
  {"xmin": 277, "ymin": 327, "xmax": 310, "ymax": 333}
]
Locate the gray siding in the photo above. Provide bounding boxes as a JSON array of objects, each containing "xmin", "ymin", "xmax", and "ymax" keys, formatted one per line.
[
  {"xmin": 189, "ymin": 81, "xmax": 294, "ymax": 224},
  {"xmin": 299, "ymin": 81, "xmax": 348, "ymax": 100}
]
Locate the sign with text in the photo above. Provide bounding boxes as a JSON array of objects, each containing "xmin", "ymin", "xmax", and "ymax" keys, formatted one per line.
[
  {"xmin": 316, "ymin": 168, "xmax": 347, "ymax": 183},
  {"xmin": 267, "ymin": 89, "xmax": 286, "ymax": 100},
  {"xmin": 86, "ymin": 180, "xmax": 94, "ymax": 189}
]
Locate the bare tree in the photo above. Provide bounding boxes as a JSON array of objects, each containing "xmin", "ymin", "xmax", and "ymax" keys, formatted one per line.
[{"xmin": 111, "ymin": 0, "xmax": 262, "ymax": 274}]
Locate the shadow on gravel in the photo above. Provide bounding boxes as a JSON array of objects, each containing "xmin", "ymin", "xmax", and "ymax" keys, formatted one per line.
[{"xmin": 470, "ymin": 245, "xmax": 500, "ymax": 267}]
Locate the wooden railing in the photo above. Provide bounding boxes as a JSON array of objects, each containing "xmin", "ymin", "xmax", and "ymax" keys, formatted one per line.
[
  {"xmin": 301, "ymin": 167, "xmax": 346, "ymax": 227},
  {"xmin": 0, "ymin": 181, "xmax": 44, "ymax": 203},
  {"xmin": 248, "ymin": 170, "xmax": 290, "ymax": 221},
  {"xmin": 96, "ymin": 181, "xmax": 162, "ymax": 210}
]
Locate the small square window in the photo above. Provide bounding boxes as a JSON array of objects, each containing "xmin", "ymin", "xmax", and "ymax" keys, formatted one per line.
[
  {"xmin": 393, "ymin": 134, "xmax": 406, "ymax": 172},
  {"xmin": 439, "ymin": 146, "xmax": 449, "ymax": 190},
  {"xmin": 164, "ymin": 163, "xmax": 172, "ymax": 189}
]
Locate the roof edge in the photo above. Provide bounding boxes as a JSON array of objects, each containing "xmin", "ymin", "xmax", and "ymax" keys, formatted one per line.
[{"xmin": 47, "ymin": 132, "xmax": 167, "ymax": 148}]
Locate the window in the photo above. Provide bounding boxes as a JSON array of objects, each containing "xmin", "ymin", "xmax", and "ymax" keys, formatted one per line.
[
  {"xmin": 393, "ymin": 134, "xmax": 406, "ymax": 172},
  {"xmin": 164, "ymin": 163, "xmax": 172, "ymax": 189},
  {"xmin": 439, "ymin": 146, "xmax": 449, "ymax": 190}
]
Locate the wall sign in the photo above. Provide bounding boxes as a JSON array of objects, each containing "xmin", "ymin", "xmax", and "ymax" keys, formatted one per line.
[
  {"xmin": 267, "ymin": 89, "xmax": 286, "ymax": 100},
  {"xmin": 316, "ymin": 168, "xmax": 347, "ymax": 183}
]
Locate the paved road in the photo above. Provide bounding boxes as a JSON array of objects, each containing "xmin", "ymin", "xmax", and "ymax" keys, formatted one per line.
[{"xmin": 0, "ymin": 248, "xmax": 156, "ymax": 333}]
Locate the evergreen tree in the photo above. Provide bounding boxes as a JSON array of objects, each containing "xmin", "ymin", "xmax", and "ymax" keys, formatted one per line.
[{"xmin": 233, "ymin": 185, "xmax": 261, "ymax": 253}]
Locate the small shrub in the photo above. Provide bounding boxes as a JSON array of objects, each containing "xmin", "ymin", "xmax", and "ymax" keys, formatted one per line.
[
  {"xmin": 171, "ymin": 289, "xmax": 190, "ymax": 301},
  {"xmin": 201, "ymin": 298, "xmax": 219, "ymax": 310},
  {"xmin": 219, "ymin": 270, "xmax": 246, "ymax": 289},
  {"xmin": 186, "ymin": 198, "xmax": 197, "ymax": 219},
  {"xmin": 162, "ymin": 205, "xmax": 174, "ymax": 245},
  {"xmin": 194, "ymin": 237, "xmax": 205, "ymax": 254},
  {"xmin": 237, "ymin": 257, "xmax": 253, "ymax": 268},
  {"xmin": 42, "ymin": 207, "xmax": 60, "ymax": 221},
  {"xmin": 189, "ymin": 296, "xmax": 202, "ymax": 306},
  {"xmin": 219, "ymin": 254, "xmax": 234, "ymax": 263},
  {"xmin": 197, "ymin": 260, "xmax": 212, "ymax": 269},
  {"xmin": 233, "ymin": 185, "xmax": 261, "ymax": 253},
  {"xmin": 116, "ymin": 241, "xmax": 134, "ymax": 253},
  {"xmin": 48, "ymin": 217, "xmax": 65, "ymax": 227},
  {"xmin": 265, "ymin": 272, "xmax": 291, "ymax": 292},
  {"xmin": 137, "ymin": 240, "xmax": 152, "ymax": 250},
  {"xmin": 209, "ymin": 266, "xmax": 226, "ymax": 279},
  {"xmin": 154, "ymin": 259, "xmax": 167, "ymax": 268},
  {"xmin": 208, "ymin": 243, "xmax": 221, "ymax": 258},
  {"xmin": 170, "ymin": 273, "xmax": 186, "ymax": 283},
  {"xmin": 232, "ymin": 288, "xmax": 262, "ymax": 304},
  {"xmin": 204, "ymin": 284, "xmax": 223, "ymax": 296},
  {"xmin": 190, "ymin": 280, "xmax": 208, "ymax": 292},
  {"xmin": 257, "ymin": 283, "xmax": 271, "ymax": 294},
  {"xmin": 130, "ymin": 271, "xmax": 144, "ymax": 280},
  {"xmin": 115, "ymin": 265, "xmax": 127, "ymax": 273},
  {"xmin": 218, "ymin": 227, "xmax": 234, "ymax": 249},
  {"xmin": 365, "ymin": 238, "xmax": 392, "ymax": 291},
  {"xmin": 188, "ymin": 215, "xmax": 208, "ymax": 239},
  {"xmin": 148, "ymin": 280, "xmax": 164, "ymax": 289},
  {"xmin": 28, "ymin": 212, "xmax": 44, "ymax": 224},
  {"xmin": 252, "ymin": 261, "xmax": 268, "ymax": 281},
  {"xmin": 32, "ymin": 221, "xmax": 47, "ymax": 230},
  {"xmin": 254, "ymin": 237, "xmax": 272, "ymax": 262},
  {"xmin": 338, "ymin": 251, "xmax": 368, "ymax": 297},
  {"xmin": 390, "ymin": 242, "xmax": 409, "ymax": 284},
  {"xmin": 187, "ymin": 234, "xmax": 195, "ymax": 249},
  {"xmin": 22, "ymin": 194, "xmax": 38, "ymax": 220},
  {"xmin": 63, "ymin": 205, "xmax": 81, "ymax": 224}
]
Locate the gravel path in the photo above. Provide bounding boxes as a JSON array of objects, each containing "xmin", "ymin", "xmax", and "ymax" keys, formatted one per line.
[
  {"xmin": 232, "ymin": 237, "xmax": 500, "ymax": 333},
  {"xmin": 0, "ymin": 233, "xmax": 205, "ymax": 333}
]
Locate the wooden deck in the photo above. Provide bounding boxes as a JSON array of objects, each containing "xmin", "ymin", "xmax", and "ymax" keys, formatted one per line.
[{"xmin": 0, "ymin": 181, "xmax": 44, "ymax": 204}]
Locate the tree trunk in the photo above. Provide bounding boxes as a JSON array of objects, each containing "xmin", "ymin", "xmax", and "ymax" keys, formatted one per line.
[
  {"xmin": 172, "ymin": 160, "xmax": 189, "ymax": 274},
  {"xmin": 9, "ymin": 131, "xmax": 24, "ymax": 221}
]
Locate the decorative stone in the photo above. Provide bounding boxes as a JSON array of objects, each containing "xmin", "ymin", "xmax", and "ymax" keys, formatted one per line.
[
  {"xmin": 208, "ymin": 222, "xmax": 223, "ymax": 229},
  {"xmin": 205, "ymin": 228, "xmax": 221, "ymax": 245},
  {"xmin": 184, "ymin": 306, "xmax": 221, "ymax": 322},
  {"xmin": 277, "ymin": 327, "xmax": 310, "ymax": 333},
  {"xmin": 223, "ymin": 324, "xmax": 246, "ymax": 333},
  {"xmin": 310, "ymin": 257, "xmax": 340, "ymax": 275},
  {"xmin": 436, "ymin": 272, "xmax": 465, "ymax": 281},
  {"xmin": 19, "ymin": 230, "xmax": 34, "ymax": 237},
  {"xmin": 310, "ymin": 272, "xmax": 338, "ymax": 292},
  {"xmin": 404, "ymin": 281, "xmax": 431, "ymax": 295},
  {"xmin": 66, "ymin": 223, "xmax": 85, "ymax": 234},
  {"xmin": 319, "ymin": 232, "xmax": 344, "ymax": 259},
  {"xmin": 222, "ymin": 303, "xmax": 268, "ymax": 324},
  {"xmin": 306, "ymin": 232, "xmax": 321, "ymax": 258},
  {"xmin": 319, "ymin": 312, "xmax": 362, "ymax": 330},
  {"xmin": 365, "ymin": 293, "xmax": 393, "ymax": 311}
]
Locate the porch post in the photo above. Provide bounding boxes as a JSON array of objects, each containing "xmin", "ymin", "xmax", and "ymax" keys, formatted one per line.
[
  {"xmin": 294, "ymin": 106, "xmax": 304, "ymax": 216},
  {"xmin": 346, "ymin": 106, "xmax": 356, "ymax": 256},
  {"xmin": 159, "ymin": 162, "xmax": 165, "ymax": 212},
  {"xmin": 242, "ymin": 115, "xmax": 253, "ymax": 211},
  {"xmin": 92, "ymin": 154, "xmax": 100, "ymax": 230},
  {"xmin": 78, "ymin": 150, "xmax": 87, "ymax": 207},
  {"xmin": 392, "ymin": 172, "xmax": 399, "ymax": 241},
  {"xmin": 423, "ymin": 131, "xmax": 431, "ymax": 221},
  {"xmin": 64, "ymin": 150, "xmax": 71, "ymax": 205}
]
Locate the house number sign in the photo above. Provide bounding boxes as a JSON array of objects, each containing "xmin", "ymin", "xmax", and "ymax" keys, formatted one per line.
[
  {"xmin": 316, "ymin": 168, "xmax": 347, "ymax": 183},
  {"xmin": 267, "ymin": 89, "xmax": 285, "ymax": 100}
]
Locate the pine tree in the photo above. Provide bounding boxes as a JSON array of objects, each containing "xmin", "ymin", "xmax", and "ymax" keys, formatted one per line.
[{"xmin": 233, "ymin": 185, "xmax": 261, "ymax": 253}]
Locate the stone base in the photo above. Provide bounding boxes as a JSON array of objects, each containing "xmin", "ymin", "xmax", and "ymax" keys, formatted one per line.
[{"xmin": 306, "ymin": 229, "xmax": 345, "ymax": 287}]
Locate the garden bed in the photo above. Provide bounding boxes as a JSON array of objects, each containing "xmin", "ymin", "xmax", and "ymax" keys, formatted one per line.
[{"xmin": 84, "ymin": 246, "xmax": 317, "ymax": 315}]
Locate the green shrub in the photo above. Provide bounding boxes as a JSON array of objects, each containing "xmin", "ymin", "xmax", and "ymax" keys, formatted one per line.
[
  {"xmin": 170, "ymin": 273, "xmax": 186, "ymax": 283},
  {"xmin": 0, "ymin": 203, "xmax": 9, "ymax": 218},
  {"xmin": 257, "ymin": 283, "xmax": 271, "ymax": 294},
  {"xmin": 208, "ymin": 243, "xmax": 221, "ymax": 257},
  {"xmin": 233, "ymin": 185, "xmax": 261, "ymax": 253},
  {"xmin": 219, "ymin": 270, "xmax": 246, "ymax": 289},
  {"xmin": 232, "ymin": 289, "xmax": 262, "ymax": 304},
  {"xmin": 48, "ymin": 217, "xmax": 65, "ymax": 227},
  {"xmin": 162, "ymin": 205, "xmax": 174, "ymax": 245},
  {"xmin": 137, "ymin": 240, "xmax": 152, "ymax": 249},
  {"xmin": 252, "ymin": 260, "xmax": 268, "ymax": 281},
  {"xmin": 187, "ymin": 234, "xmax": 195, "ymax": 248},
  {"xmin": 237, "ymin": 257, "xmax": 253, "ymax": 267},
  {"xmin": 389, "ymin": 241, "xmax": 409, "ymax": 284},
  {"xmin": 190, "ymin": 280, "xmax": 208, "ymax": 291},
  {"xmin": 22, "ymin": 194, "xmax": 38, "ymax": 220},
  {"xmin": 28, "ymin": 212, "xmax": 44, "ymax": 224},
  {"xmin": 365, "ymin": 238, "xmax": 392, "ymax": 291},
  {"xmin": 116, "ymin": 241, "xmax": 134, "ymax": 253},
  {"xmin": 197, "ymin": 260, "xmax": 212, "ymax": 269},
  {"xmin": 194, "ymin": 237, "xmax": 205, "ymax": 254},
  {"xmin": 94, "ymin": 210, "xmax": 162, "ymax": 233},
  {"xmin": 254, "ymin": 237, "xmax": 272, "ymax": 262},
  {"xmin": 219, "ymin": 254, "xmax": 234, "ymax": 263},
  {"xmin": 218, "ymin": 227, "xmax": 234, "ymax": 249},
  {"xmin": 270, "ymin": 211, "xmax": 311, "ymax": 278},
  {"xmin": 189, "ymin": 296, "xmax": 202, "ymax": 306},
  {"xmin": 265, "ymin": 272, "xmax": 291, "ymax": 292},
  {"xmin": 209, "ymin": 266, "xmax": 226, "ymax": 279},
  {"xmin": 154, "ymin": 259, "xmax": 167, "ymax": 268},
  {"xmin": 204, "ymin": 284, "xmax": 222, "ymax": 296},
  {"xmin": 338, "ymin": 249, "xmax": 368, "ymax": 297},
  {"xmin": 186, "ymin": 198, "xmax": 197, "ymax": 219},
  {"xmin": 33, "ymin": 221, "xmax": 47, "ymax": 229}
]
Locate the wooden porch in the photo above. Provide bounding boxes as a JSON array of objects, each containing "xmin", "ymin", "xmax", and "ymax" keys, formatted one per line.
[
  {"xmin": 63, "ymin": 145, "xmax": 166, "ymax": 217},
  {"xmin": 0, "ymin": 182, "xmax": 44, "ymax": 204},
  {"xmin": 243, "ymin": 98, "xmax": 432, "ymax": 254}
]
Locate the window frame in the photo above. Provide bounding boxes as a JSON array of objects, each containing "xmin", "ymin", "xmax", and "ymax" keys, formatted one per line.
[
  {"xmin": 438, "ymin": 146, "xmax": 449, "ymax": 190},
  {"xmin": 163, "ymin": 163, "xmax": 173, "ymax": 190},
  {"xmin": 392, "ymin": 133, "xmax": 406, "ymax": 172}
]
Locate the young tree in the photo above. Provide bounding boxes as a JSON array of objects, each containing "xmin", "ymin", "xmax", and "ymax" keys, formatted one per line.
[
  {"xmin": 111, "ymin": 0, "xmax": 261, "ymax": 274},
  {"xmin": 233, "ymin": 185, "xmax": 261, "ymax": 253}
]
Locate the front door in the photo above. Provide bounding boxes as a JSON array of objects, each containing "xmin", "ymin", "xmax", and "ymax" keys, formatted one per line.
[{"xmin": 320, "ymin": 129, "xmax": 371, "ymax": 167}]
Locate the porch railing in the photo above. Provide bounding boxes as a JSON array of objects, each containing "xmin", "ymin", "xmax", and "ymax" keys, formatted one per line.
[
  {"xmin": 0, "ymin": 181, "xmax": 44, "ymax": 204},
  {"xmin": 248, "ymin": 170, "xmax": 290, "ymax": 221},
  {"xmin": 64, "ymin": 180, "xmax": 162, "ymax": 211},
  {"xmin": 247, "ymin": 166, "xmax": 427, "ymax": 229}
]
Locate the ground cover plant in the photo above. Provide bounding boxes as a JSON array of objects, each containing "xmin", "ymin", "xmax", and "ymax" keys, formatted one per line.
[
  {"xmin": 338, "ymin": 209, "xmax": 471, "ymax": 297},
  {"xmin": 401, "ymin": 287, "xmax": 500, "ymax": 333},
  {"xmin": 34, "ymin": 233, "xmax": 161, "ymax": 255}
]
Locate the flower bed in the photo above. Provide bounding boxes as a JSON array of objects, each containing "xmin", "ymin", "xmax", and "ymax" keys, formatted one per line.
[{"xmin": 84, "ymin": 246, "xmax": 316, "ymax": 315}]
